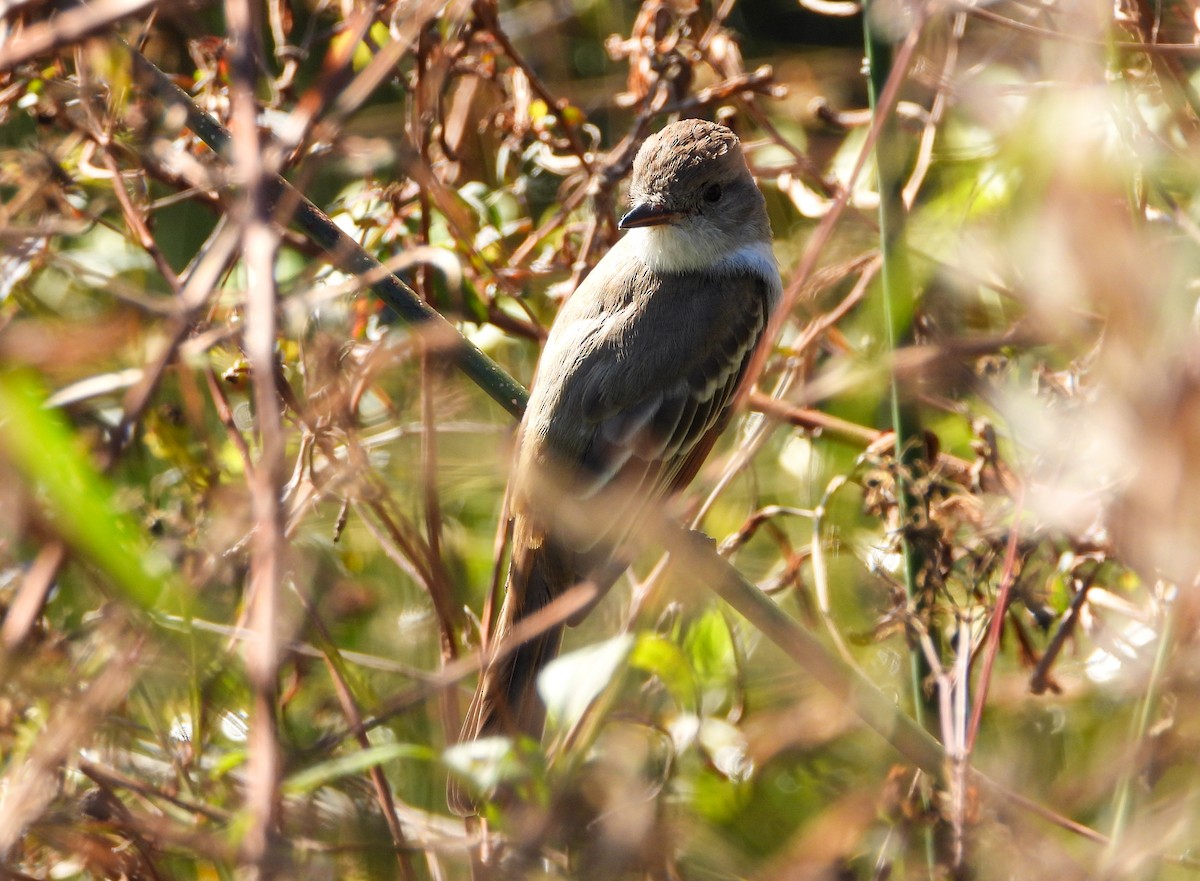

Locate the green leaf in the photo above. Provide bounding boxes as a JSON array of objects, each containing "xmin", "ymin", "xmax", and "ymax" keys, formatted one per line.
[
  {"xmin": 630, "ymin": 633, "xmax": 697, "ymax": 710},
  {"xmin": 284, "ymin": 743, "xmax": 435, "ymax": 795},
  {"xmin": 443, "ymin": 735, "xmax": 534, "ymax": 797},
  {"xmin": 538, "ymin": 633, "xmax": 633, "ymax": 730},
  {"xmin": 0, "ymin": 369, "xmax": 171, "ymax": 609},
  {"xmin": 684, "ymin": 608, "xmax": 736, "ymax": 689}
]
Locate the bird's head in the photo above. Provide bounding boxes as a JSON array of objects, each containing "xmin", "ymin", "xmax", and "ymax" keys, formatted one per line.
[{"xmin": 620, "ymin": 119, "xmax": 770, "ymax": 273}]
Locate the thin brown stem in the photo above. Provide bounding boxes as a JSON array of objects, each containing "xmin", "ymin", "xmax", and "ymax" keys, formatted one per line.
[
  {"xmin": 966, "ymin": 486, "xmax": 1026, "ymax": 750},
  {"xmin": 224, "ymin": 0, "xmax": 286, "ymax": 873}
]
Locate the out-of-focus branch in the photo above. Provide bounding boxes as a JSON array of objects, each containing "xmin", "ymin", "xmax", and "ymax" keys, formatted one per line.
[
  {"xmin": 0, "ymin": 0, "xmax": 158, "ymax": 71},
  {"xmin": 956, "ymin": 1, "xmax": 1200, "ymax": 54},
  {"xmin": 665, "ymin": 525, "xmax": 949, "ymax": 782},
  {"xmin": 126, "ymin": 45, "xmax": 530, "ymax": 420},
  {"xmin": 474, "ymin": 0, "xmax": 595, "ymax": 175},
  {"xmin": 223, "ymin": 0, "xmax": 287, "ymax": 873}
]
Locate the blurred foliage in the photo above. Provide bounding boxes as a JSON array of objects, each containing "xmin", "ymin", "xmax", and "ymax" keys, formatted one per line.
[{"xmin": 1, "ymin": 0, "xmax": 1200, "ymax": 879}]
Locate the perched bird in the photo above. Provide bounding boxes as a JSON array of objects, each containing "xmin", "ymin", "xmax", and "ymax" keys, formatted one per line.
[{"xmin": 449, "ymin": 118, "xmax": 782, "ymax": 815}]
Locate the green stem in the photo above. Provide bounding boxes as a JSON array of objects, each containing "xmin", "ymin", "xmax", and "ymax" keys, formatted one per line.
[
  {"xmin": 863, "ymin": 6, "xmax": 931, "ymax": 723},
  {"xmin": 1104, "ymin": 593, "xmax": 1175, "ymax": 878},
  {"xmin": 863, "ymin": 8, "xmax": 936, "ymax": 875}
]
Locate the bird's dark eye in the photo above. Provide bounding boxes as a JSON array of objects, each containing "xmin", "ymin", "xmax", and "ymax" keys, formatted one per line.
[{"xmin": 703, "ymin": 183, "xmax": 722, "ymax": 203}]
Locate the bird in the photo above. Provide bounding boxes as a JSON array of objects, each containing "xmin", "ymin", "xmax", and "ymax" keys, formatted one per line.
[{"xmin": 448, "ymin": 118, "xmax": 782, "ymax": 815}]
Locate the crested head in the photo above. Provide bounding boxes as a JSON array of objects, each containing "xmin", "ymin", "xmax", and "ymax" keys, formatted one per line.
[
  {"xmin": 620, "ymin": 119, "xmax": 772, "ymax": 274},
  {"xmin": 630, "ymin": 119, "xmax": 741, "ymax": 196}
]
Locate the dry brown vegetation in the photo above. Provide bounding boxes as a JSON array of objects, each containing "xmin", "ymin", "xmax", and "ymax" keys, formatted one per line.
[{"xmin": 2, "ymin": 0, "xmax": 1200, "ymax": 879}]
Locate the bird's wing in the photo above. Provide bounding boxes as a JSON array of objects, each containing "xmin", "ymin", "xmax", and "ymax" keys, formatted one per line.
[
  {"xmin": 520, "ymin": 260, "xmax": 775, "ymax": 555},
  {"xmin": 585, "ymin": 268, "xmax": 772, "ymax": 489}
]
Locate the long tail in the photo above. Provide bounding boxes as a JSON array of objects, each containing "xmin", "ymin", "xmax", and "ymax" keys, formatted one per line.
[
  {"xmin": 457, "ymin": 607, "xmax": 564, "ymax": 744},
  {"xmin": 447, "ymin": 532, "xmax": 567, "ymax": 817}
]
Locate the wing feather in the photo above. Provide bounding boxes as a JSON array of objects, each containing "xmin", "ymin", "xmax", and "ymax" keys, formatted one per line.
[{"xmin": 514, "ymin": 236, "xmax": 776, "ymax": 564}]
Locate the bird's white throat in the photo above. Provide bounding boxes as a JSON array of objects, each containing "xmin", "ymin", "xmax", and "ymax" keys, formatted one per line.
[{"xmin": 627, "ymin": 225, "xmax": 779, "ymax": 289}]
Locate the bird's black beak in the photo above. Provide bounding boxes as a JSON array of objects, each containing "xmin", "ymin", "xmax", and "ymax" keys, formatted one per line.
[{"xmin": 619, "ymin": 202, "xmax": 679, "ymax": 229}]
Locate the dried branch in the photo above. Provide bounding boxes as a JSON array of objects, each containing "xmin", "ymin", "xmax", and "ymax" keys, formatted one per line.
[
  {"xmin": 125, "ymin": 44, "xmax": 530, "ymax": 420},
  {"xmin": 0, "ymin": 0, "xmax": 158, "ymax": 71}
]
